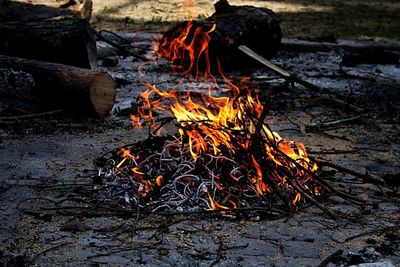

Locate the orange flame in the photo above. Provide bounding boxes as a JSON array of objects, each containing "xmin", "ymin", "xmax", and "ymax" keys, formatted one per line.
[
  {"xmin": 130, "ymin": 80, "xmax": 319, "ymax": 207},
  {"xmin": 292, "ymin": 192, "xmax": 302, "ymax": 206},
  {"xmin": 116, "ymin": 148, "xmax": 135, "ymax": 169},
  {"xmin": 207, "ymin": 190, "xmax": 229, "ymax": 210},
  {"xmin": 251, "ymin": 156, "xmax": 271, "ymax": 195},
  {"xmin": 158, "ymin": 21, "xmax": 217, "ymax": 78},
  {"xmin": 156, "ymin": 175, "xmax": 164, "ymax": 187},
  {"xmin": 128, "ymin": 14, "xmax": 320, "ymax": 209}
]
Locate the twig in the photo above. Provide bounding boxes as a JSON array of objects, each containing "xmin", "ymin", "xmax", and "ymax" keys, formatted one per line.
[
  {"xmin": 209, "ymin": 240, "xmax": 224, "ymax": 267},
  {"xmin": 301, "ymin": 116, "xmax": 361, "ymax": 130},
  {"xmin": 54, "ymin": 204, "xmax": 286, "ymax": 218},
  {"xmin": 317, "ymin": 178, "xmax": 369, "ymax": 205},
  {"xmin": 28, "ymin": 242, "xmax": 73, "ymax": 265},
  {"xmin": 239, "ymin": 46, "xmax": 364, "ymax": 118},
  {"xmin": 308, "ymin": 149, "xmax": 360, "ymax": 155},
  {"xmin": 209, "ymin": 241, "xmax": 249, "ymax": 267},
  {"xmin": 344, "ymin": 225, "xmax": 400, "ymax": 242},
  {"xmin": 312, "ymin": 157, "xmax": 385, "ymax": 185},
  {"xmin": 318, "ymin": 249, "xmax": 344, "ymax": 267},
  {"xmin": 285, "ymin": 176, "xmax": 337, "ymax": 218},
  {"xmin": 0, "ymin": 110, "xmax": 63, "ymax": 121}
]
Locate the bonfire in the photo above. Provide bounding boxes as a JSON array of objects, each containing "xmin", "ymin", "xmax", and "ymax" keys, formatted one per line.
[{"xmin": 95, "ymin": 16, "xmax": 324, "ymax": 217}]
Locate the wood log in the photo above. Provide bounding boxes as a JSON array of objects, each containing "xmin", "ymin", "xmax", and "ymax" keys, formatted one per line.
[
  {"xmin": 160, "ymin": 0, "xmax": 281, "ymax": 71},
  {"xmin": 0, "ymin": 55, "xmax": 116, "ymax": 118},
  {"xmin": 0, "ymin": 1, "xmax": 96, "ymax": 69},
  {"xmin": 59, "ymin": 0, "xmax": 93, "ymax": 21}
]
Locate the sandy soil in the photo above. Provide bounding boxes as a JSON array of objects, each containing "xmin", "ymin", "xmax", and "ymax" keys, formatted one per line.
[{"xmin": 18, "ymin": 0, "xmax": 400, "ymax": 40}]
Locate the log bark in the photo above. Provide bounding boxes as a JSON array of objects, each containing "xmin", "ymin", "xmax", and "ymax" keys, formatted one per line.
[
  {"xmin": 0, "ymin": 1, "xmax": 96, "ymax": 69},
  {"xmin": 160, "ymin": 0, "xmax": 281, "ymax": 71},
  {"xmin": 0, "ymin": 55, "xmax": 116, "ymax": 118}
]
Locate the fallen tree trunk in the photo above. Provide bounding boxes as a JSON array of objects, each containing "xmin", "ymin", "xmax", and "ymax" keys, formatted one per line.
[
  {"xmin": 0, "ymin": 1, "xmax": 96, "ymax": 69},
  {"xmin": 0, "ymin": 55, "xmax": 115, "ymax": 118},
  {"xmin": 159, "ymin": 0, "xmax": 281, "ymax": 71}
]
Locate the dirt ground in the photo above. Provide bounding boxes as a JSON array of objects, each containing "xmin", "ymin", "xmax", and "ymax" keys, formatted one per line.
[
  {"xmin": 20, "ymin": 0, "xmax": 400, "ymax": 41},
  {"xmin": 2, "ymin": 1, "xmax": 400, "ymax": 265},
  {"xmin": 1, "ymin": 30, "xmax": 400, "ymax": 265}
]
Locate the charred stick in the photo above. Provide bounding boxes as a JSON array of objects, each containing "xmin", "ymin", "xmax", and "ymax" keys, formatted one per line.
[
  {"xmin": 249, "ymin": 113, "xmax": 325, "ymax": 214},
  {"xmin": 254, "ymin": 150, "xmax": 294, "ymax": 212},
  {"xmin": 284, "ymin": 176, "xmax": 337, "ymax": 218},
  {"xmin": 0, "ymin": 110, "xmax": 63, "ymax": 121},
  {"xmin": 255, "ymin": 102, "xmax": 269, "ymax": 134},
  {"xmin": 251, "ymin": 114, "xmax": 337, "ymax": 216},
  {"xmin": 28, "ymin": 242, "xmax": 73, "ymax": 265},
  {"xmin": 308, "ymin": 149, "xmax": 360, "ymax": 155},
  {"xmin": 262, "ymin": 130, "xmax": 368, "ymax": 205},
  {"xmin": 290, "ymin": 116, "xmax": 361, "ymax": 130},
  {"xmin": 210, "ymin": 240, "xmax": 224, "ymax": 267},
  {"xmin": 312, "ymin": 157, "xmax": 385, "ymax": 185},
  {"xmin": 345, "ymin": 225, "xmax": 400, "ymax": 242},
  {"xmin": 317, "ymin": 178, "xmax": 369, "ymax": 205},
  {"xmin": 318, "ymin": 249, "xmax": 344, "ymax": 267}
]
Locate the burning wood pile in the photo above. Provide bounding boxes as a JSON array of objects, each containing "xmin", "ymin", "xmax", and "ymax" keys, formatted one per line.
[{"xmin": 95, "ymin": 1, "xmax": 328, "ymax": 218}]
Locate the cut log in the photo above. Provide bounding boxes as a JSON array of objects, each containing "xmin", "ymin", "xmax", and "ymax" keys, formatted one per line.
[
  {"xmin": 0, "ymin": 1, "xmax": 96, "ymax": 69},
  {"xmin": 59, "ymin": 0, "xmax": 93, "ymax": 21},
  {"xmin": 0, "ymin": 55, "xmax": 116, "ymax": 118},
  {"xmin": 159, "ymin": 0, "xmax": 281, "ymax": 71}
]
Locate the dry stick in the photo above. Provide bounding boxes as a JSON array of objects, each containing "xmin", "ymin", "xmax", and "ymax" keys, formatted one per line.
[
  {"xmin": 312, "ymin": 157, "xmax": 385, "ymax": 185},
  {"xmin": 74, "ymin": 204, "xmax": 285, "ymax": 217},
  {"xmin": 238, "ymin": 45, "xmax": 322, "ymax": 92},
  {"xmin": 285, "ymin": 174, "xmax": 337, "ymax": 218},
  {"xmin": 344, "ymin": 224, "xmax": 400, "ymax": 242},
  {"xmin": 296, "ymin": 115, "xmax": 361, "ymax": 130},
  {"xmin": 238, "ymin": 45, "xmax": 363, "ymax": 114},
  {"xmin": 0, "ymin": 110, "xmax": 63, "ymax": 121},
  {"xmin": 317, "ymin": 178, "xmax": 368, "ymax": 205},
  {"xmin": 240, "ymin": 48, "xmax": 380, "ymax": 202}
]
